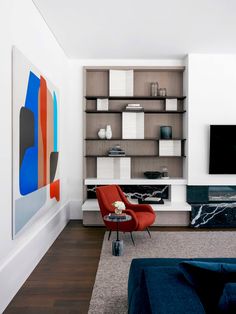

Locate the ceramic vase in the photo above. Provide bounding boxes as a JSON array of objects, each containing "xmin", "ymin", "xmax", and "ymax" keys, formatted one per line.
[
  {"xmin": 98, "ymin": 128, "xmax": 106, "ymax": 139},
  {"xmin": 105, "ymin": 125, "xmax": 112, "ymax": 139}
]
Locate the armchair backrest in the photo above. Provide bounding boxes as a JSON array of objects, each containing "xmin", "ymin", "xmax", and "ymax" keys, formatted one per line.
[{"xmin": 96, "ymin": 185, "xmax": 127, "ymax": 217}]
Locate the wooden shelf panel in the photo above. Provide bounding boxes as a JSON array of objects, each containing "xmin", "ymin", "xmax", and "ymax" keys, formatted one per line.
[
  {"xmin": 85, "ymin": 110, "xmax": 186, "ymax": 114},
  {"xmin": 85, "ymin": 96, "xmax": 186, "ymax": 100}
]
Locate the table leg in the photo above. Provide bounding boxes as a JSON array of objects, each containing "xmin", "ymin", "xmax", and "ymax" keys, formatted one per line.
[{"xmin": 112, "ymin": 221, "xmax": 123, "ymax": 256}]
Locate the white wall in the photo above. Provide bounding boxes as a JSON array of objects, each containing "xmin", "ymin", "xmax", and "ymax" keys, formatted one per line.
[
  {"xmin": 0, "ymin": 0, "xmax": 81, "ymax": 312},
  {"xmin": 187, "ymin": 54, "xmax": 236, "ymax": 185}
]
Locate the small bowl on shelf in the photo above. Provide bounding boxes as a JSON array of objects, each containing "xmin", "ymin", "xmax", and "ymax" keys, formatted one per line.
[{"xmin": 144, "ymin": 171, "xmax": 162, "ymax": 179}]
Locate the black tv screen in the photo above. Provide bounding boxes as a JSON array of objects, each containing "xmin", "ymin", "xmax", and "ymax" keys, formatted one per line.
[{"xmin": 209, "ymin": 125, "xmax": 236, "ymax": 174}]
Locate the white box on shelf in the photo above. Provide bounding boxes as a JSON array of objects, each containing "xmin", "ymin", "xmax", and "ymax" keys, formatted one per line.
[
  {"xmin": 97, "ymin": 98, "xmax": 109, "ymax": 111},
  {"xmin": 165, "ymin": 98, "xmax": 177, "ymax": 111},
  {"xmin": 159, "ymin": 140, "xmax": 181, "ymax": 156},
  {"xmin": 109, "ymin": 70, "xmax": 134, "ymax": 96},
  {"xmin": 97, "ymin": 157, "xmax": 131, "ymax": 179},
  {"xmin": 122, "ymin": 112, "xmax": 144, "ymax": 139}
]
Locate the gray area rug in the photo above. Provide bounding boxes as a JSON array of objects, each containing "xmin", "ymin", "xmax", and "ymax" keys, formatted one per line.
[{"xmin": 88, "ymin": 231, "xmax": 236, "ymax": 314}]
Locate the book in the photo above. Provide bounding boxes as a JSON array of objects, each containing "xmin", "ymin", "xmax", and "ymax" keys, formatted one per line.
[{"xmin": 108, "ymin": 213, "xmax": 127, "ymax": 220}]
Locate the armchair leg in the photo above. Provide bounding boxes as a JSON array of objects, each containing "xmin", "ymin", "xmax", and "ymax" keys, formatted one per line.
[
  {"xmin": 146, "ymin": 227, "xmax": 151, "ymax": 238},
  {"xmin": 108, "ymin": 230, "xmax": 112, "ymax": 241},
  {"xmin": 130, "ymin": 232, "xmax": 135, "ymax": 246}
]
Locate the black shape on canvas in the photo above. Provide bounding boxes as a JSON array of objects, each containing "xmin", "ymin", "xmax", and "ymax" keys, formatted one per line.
[
  {"xmin": 50, "ymin": 152, "xmax": 59, "ymax": 183},
  {"xmin": 20, "ymin": 107, "xmax": 34, "ymax": 166}
]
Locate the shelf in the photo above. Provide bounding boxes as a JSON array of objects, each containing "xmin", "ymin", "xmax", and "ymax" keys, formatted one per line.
[
  {"xmin": 82, "ymin": 199, "xmax": 191, "ymax": 212},
  {"xmin": 86, "ymin": 155, "xmax": 186, "ymax": 158},
  {"xmin": 84, "ymin": 178, "xmax": 187, "ymax": 185},
  {"xmin": 85, "ymin": 110, "xmax": 186, "ymax": 114},
  {"xmin": 85, "ymin": 96, "xmax": 186, "ymax": 101},
  {"xmin": 85, "ymin": 138, "xmax": 186, "ymax": 141}
]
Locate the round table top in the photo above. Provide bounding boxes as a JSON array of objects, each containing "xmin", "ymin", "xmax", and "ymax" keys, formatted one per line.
[{"xmin": 104, "ymin": 214, "xmax": 132, "ymax": 223}]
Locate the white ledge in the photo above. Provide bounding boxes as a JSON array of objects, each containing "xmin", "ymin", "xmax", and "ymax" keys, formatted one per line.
[
  {"xmin": 82, "ymin": 199, "xmax": 191, "ymax": 212},
  {"xmin": 84, "ymin": 178, "xmax": 187, "ymax": 186}
]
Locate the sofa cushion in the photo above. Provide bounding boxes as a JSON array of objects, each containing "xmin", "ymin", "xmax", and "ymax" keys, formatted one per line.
[
  {"xmin": 128, "ymin": 258, "xmax": 236, "ymax": 314},
  {"xmin": 141, "ymin": 266, "xmax": 206, "ymax": 314},
  {"xmin": 218, "ymin": 283, "xmax": 236, "ymax": 313},
  {"xmin": 179, "ymin": 261, "xmax": 236, "ymax": 313}
]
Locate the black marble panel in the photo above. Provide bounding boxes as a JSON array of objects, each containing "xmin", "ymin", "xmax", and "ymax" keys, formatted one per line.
[
  {"xmin": 191, "ymin": 203, "xmax": 236, "ymax": 228},
  {"xmin": 87, "ymin": 185, "xmax": 169, "ymax": 201}
]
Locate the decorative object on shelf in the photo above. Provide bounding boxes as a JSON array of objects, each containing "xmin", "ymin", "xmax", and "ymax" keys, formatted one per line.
[
  {"xmin": 109, "ymin": 70, "xmax": 134, "ymax": 96},
  {"xmin": 150, "ymin": 82, "xmax": 159, "ymax": 96},
  {"xmin": 138, "ymin": 197, "xmax": 164, "ymax": 204},
  {"xmin": 144, "ymin": 171, "xmax": 162, "ymax": 179},
  {"xmin": 112, "ymin": 201, "xmax": 126, "ymax": 215},
  {"xmin": 108, "ymin": 145, "xmax": 126, "ymax": 156},
  {"xmin": 159, "ymin": 140, "xmax": 181, "ymax": 156},
  {"xmin": 98, "ymin": 128, "xmax": 106, "ymax": 139},
  {"xmin": 97, "ymin": 98, "xmax": 109, "ymax": 111},
  {"xmin": 122, "ymin": 112, "xmax": 144, "ymax": 139},
  {"xmin": 105, "ymin": 125, "xmax": 112, "ymax": 139},
  {"xmin": 161, "ymin": 166, "xmax": 169, "ymax": 179},
  {"xmin": 160, "ymin": 126, "xmax": 172, "ymax": 139},
  {"xmin": 165, "ymin": 98, "xmax": 178, "ymax": 111},
  {"xmin": 159, "ymin": 88, "xmax": 167, "ymax": 97},
  {"xmin": 97, "ymin": 157, "xmax": 131, "ymax": 179},
  {"xmin": 125, "ymin": 103, "xmax": 144, "ymax": 112}
]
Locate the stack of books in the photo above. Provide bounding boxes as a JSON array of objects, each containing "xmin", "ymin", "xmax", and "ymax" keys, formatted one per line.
[
  {"xmin": 108, "ymin": 145, "xmax": 126, "ymax": 157},
  {"xmin": 125, "ymin": 104, "xmax": 144, "ymax": 112},
  {"xmin": 108, "ymin": 213, "xmax": 127, "ymax": 220}
]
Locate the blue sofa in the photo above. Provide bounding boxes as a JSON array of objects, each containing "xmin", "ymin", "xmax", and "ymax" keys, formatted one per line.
[{"xmin": 128, "ymin": 258, "xmax": 236, "ymax": 314}]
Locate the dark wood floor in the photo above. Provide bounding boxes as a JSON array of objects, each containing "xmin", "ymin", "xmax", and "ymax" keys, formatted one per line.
[
  {"xmin": 5, "ymin": 221, "xmax": 105, "ymax": 314},
  {"xmin": 4, "ymin": 221, "xmax": 234, "ymax": 314}
]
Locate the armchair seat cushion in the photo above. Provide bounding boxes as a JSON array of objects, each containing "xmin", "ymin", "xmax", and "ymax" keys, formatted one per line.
[{"xmin": 134, "ymin": 211, "xmax": 155, "ymax": 230}]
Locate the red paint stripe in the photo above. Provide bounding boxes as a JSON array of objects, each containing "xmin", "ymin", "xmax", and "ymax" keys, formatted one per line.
[
  {"xmin": 50, "ymin": 179, "xmax": 60, "ymax": 201},
  {"xmin": 40, "ymin": 76, "xmax": 47, "ymax": 186}
]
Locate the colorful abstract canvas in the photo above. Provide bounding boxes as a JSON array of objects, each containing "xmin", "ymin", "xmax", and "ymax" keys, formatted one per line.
[{"xmin": 13, "ymin": 48, "xmax": 60, "ymax": 237}]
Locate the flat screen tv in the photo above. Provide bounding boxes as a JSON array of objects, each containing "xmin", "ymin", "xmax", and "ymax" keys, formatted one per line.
[{"xmin": 209, "ymin": 125, "xmax": 236, "ymax": 174}]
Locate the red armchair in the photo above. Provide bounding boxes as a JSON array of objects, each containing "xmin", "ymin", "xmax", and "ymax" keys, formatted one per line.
[{"xmin": 96, "ymin": 185, "xmax": 156, "ymax": 244}]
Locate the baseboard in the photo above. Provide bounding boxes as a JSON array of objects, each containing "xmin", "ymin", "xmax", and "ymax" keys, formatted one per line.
[
  {"xmin": 69, "ymin": 199, "xmax": 83, "ymax": 219},
  {"xmin": 0, "ymin": 202, "xmax": 70, "ymax": 313}
]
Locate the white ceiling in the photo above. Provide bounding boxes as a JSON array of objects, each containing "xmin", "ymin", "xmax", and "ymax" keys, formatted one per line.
[{"xmin": 33, "ymin": 0, "xmax": 236, "ymax": 59}]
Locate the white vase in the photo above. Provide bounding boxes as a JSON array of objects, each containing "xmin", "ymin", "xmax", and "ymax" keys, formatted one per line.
[
  {"xmin": 105, "ymin": 125, "xmax": 112, "ymax": 139},
  {"xmin": 98, "ymin": 128, "xmax": 106, "ymax": 139}
]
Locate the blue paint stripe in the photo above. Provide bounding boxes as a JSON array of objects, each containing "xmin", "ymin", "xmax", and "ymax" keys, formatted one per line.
[{"xmin": 20, "ymin": 71, "xmax": 40, "ymax": 195}]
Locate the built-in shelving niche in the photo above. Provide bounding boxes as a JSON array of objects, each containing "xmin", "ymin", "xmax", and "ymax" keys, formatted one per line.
[{"xmin": 84, "ymin": 66, "xmax": 186, "ymax": 180}]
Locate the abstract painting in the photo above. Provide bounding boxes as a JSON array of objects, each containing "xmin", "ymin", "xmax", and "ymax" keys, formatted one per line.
[{"xmin": 12, "ymin": 48, "xmax": 60, "ymax": 237}]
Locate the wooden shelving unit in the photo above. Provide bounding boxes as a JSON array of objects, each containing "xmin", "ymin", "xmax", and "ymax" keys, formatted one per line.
[
  {"xmin": 84, "ymin": 66, "xmax": 187, "ymax": 180},
  {"xmin": 82, "ymin": 66, "xmax": 190, "ymax": 226}
]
